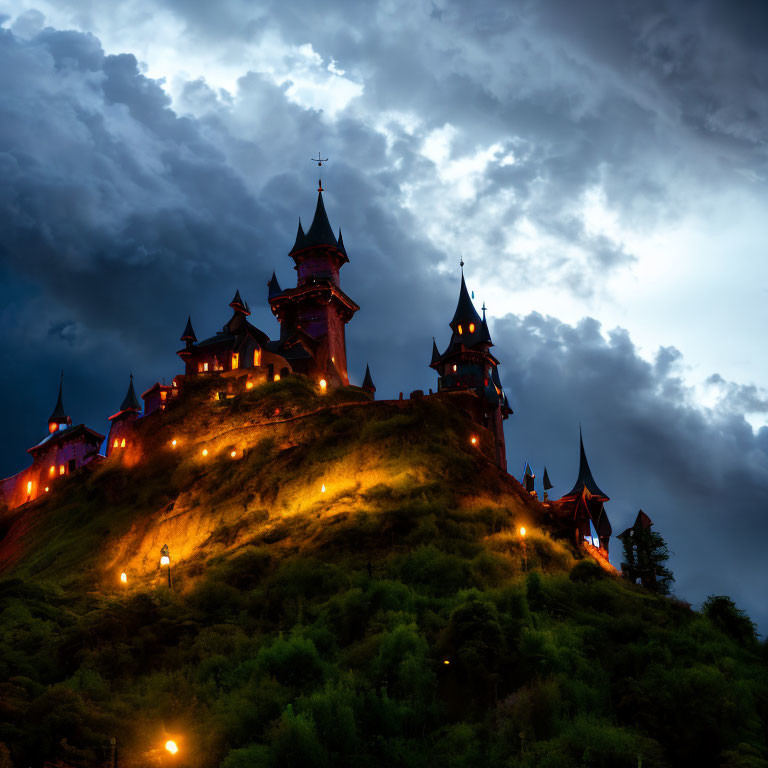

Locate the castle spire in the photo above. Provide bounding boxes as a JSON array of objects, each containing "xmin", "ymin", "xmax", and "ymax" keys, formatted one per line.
[
  {"xmin": 289, "ymin": 218, "xmax": 307, "ymax": 255},
  {"xmin": 180, "ymin": 316, "xmax": 197, "ymax": 343},
  {"xmin": 563, "ymin": 426, "xmax": 609, "ymax": 500},
  {"xmin": 304, "ymin": 186, "xmax": 338, "ymax": 249},
  {"xmin": 450, "ymin": 271, "xmax": 482, "ymax": 331},
  {"xmin": 119, "ymin": 374, "xmax": 141, "ymax": 413},
  {"xmin": 268, "ymin": 271, "xmax": 282, "ymax": 299},
  {"xmin": 430, "ymin": 337, "xmax": 441, "ymax": 366},
  {"xmin": 229, "ymin": 290, "xmax": 250, "ymax": 316},
  {"xmin": 362, "ymin": 364, "xmax": 376, "ymax": 395},
  {"xmin": 48, "ymin": 371, "xmax": 71, "ymax": 431}
]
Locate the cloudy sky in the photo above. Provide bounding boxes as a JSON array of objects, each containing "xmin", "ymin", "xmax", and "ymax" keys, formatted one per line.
[{"xmin": 1, "ymin": 0, "xmax": 767, "ymax": 629}]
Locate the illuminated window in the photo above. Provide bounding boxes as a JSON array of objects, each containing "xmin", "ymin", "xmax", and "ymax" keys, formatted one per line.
[
  {"xmin": 113, "ymin": 439, "xmax": 119, "ymax": 448},
  {"xmin": 198, "ymin": 363, "xmax": 203, "ymax": 373},
  {"xmin": 458, "ymin": 325, "xmax": 463, "ymax": 335},
  {"xmin": 274, "ymin": 373, "xmax": 281, "ymax": 382},
  {"xmin": 44, "ymin": 486, "xmax": 49, "ymax": 493},
  {"xmin": 452, "ymin": 364, "xmax": 457, "ymax": 372},
  {"xmin": 48, "ymin": 422, "xmax": 57, "ymax": 434},
  {"xmin": 49, "ymin": 465, "xmax": 55, "ymax": 476},
  {"xmin": 231, "ymin": 352, "xmax": 239, "ymax": 370},
  {"xmin": 27, "ymin": 481, "xmax": 32, "ymax": 494},
  {"xmin": 59, "ymin": 465, "xmax": 65, "ymax": 475},
  {"xmin": 120, "ymin": 438, "xmax": 126, "ymax": 448},
  {"xmin": 171, "ymin": 439, "xmax": 177, "ymax": 447},
  {"xmin": 319, "ymin": 378, "xmax": 327, "ymax": 391},
  {"xmin": 469, "ymin": 323, "xmax": 475, "ymax": 333},
  {"xmin": 246, "ymin": 381, "xmax": 254, "ymax": 390},
  {"xmin": 203, "ymin": 362, "xmax": 209, "ymax": 372},
  {"xmin": 253, "ymin": 349, "xmax": 261, "ymax": 366},
  {"xmin": 161, "ymin": 390, "xmax": 167, "ymax": 400}
]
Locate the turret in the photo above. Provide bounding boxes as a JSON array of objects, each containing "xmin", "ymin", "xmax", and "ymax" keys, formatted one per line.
[
  {"xmin": 229, "ymin": 290, "xmax": 250, "ymax": 316},
  {"xmin": 362, "ymin": 364, "xmax": 376, "ymax": 397},
  {"xmin": 47, "ymin": 372, "xmax": 72, "ymax": 434}
]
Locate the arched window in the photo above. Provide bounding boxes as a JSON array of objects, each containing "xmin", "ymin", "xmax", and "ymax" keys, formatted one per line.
[
  {"xmin": 469, "ymin": 323, "xmax": 475, "ymax": 333},
  {"xmin": 457, "ymin": 325, "xmax": 463, "ymax": 335}
]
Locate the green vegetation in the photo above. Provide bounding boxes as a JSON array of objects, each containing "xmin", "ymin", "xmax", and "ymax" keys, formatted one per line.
[{"xmin": 0, "ymin": 381, "xmax": 766, "ymax": 768}]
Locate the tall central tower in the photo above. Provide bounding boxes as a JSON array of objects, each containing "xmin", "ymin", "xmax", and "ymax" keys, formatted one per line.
[{"xmin": 268, "ymin": 181, "xmax": 359, "ymax": 386}]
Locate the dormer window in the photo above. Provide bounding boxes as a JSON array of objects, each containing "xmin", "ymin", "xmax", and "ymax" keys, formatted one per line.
[
  {"xmin": 458, "ymin": 325, "xmax": 463, "ymax": 335},
  {"xmin": 469, "ymin": 323, "xmax": 475, "ymax": 333}
]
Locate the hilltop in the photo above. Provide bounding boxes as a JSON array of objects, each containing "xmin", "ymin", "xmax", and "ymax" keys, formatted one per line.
[{"xmin": 0, "ymin": 378, "xmax": 766, "ymax": 768}]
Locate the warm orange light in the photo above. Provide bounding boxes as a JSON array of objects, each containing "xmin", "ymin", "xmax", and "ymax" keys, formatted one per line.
[
  {"xmin": 120, "ymin": 438, "xmax": 126, "ymax": 448},
  {"xmin": 202, "ymin": 449, "xmax": 208, "ymax": 457},
  {"xmin": 48, "ymin": 422, "xmax": 57, "ymax": 434},
  {"xmin": 113, "ymin": 439, "xmax": 119, "ymax": 448},
  {"xmin": 160, "ymin": 555, "xmax": 170, "ymax": 566},
  {"xmin": 319, "ymin": 378, "xmax": 327, "ymax": 391},
  {"xmin": 443, "ymin": 659, "xmax": 450, "ymax": 665},
  {"xmin": 458, "ymin": 324, "xmax": 463, "ymax": 335},
  {"xmin": 470, "ymin": 436, "xmax": 478, "ymax": 445},
  {"xmin": 171, "ymin": 439, "xmax": 177, "ymax": 447},
  {"xmin": 120, "ymin": 572, "xmax": 127, "ymax": 584},
  {"xmin": 165, "ymin": 740, "xmax": 178, "ymax": 755},
  {"xmin": 49, "ymin": 465, "xmax": 55, "ymax": 476},
  {"xmin": 44, "ymin": 486, "xmax": 49, "ymax": 493},
  {"xmin": 274, "ymin": 373, "xmax": 281, "ymax": 382},
  {"xmin": 59, "ymin": 465, "xmax": 65, "ymax": 475},
  {"xmin": 321, "ymin": 483, "xmax": 326, "ymax": 493},
  {"xmin": 253, "ymin": 349, "xmax": 261, "ymax": 366},
  {"xmin": 469, "ymin": 323, "xmax": 475, "ymax": 333},
  {"xmin": 160, "ymin": 390, "xmax": 167, "ymax": 400},
  {"xmin": 203, "ymin": 362, "xmax": 209, "ymax": 372},
  {"xmin": 27, "ymin": 481, "xmax": 32, "ymax": 494},
  {"xmin": 246, "ymin": 381, "xmax": 254, "ymax": 390},
  {"xmin": 519, "ymin": 527, "xmax": 526, "ymax": 537},
  {"xmin": 452, "ymin": 364, "xmax": 457, "ymax": 372},
  {"xmin": 230, "ymin": 450, "xmax": 237, "ymax": 458},
  {"xmin": 231, "ymin": 352, "xmax": 239, "ymax": 370}
]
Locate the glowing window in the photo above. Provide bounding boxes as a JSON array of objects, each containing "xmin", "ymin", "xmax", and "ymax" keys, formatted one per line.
[
  {"xmin": 49, "ymin": 465, "xmax": 55, "ymax": 476},
  {"xmin": 469, "ymin": 323, "xmax": 475, "ymax": 333},
  {"xmin": 452, "ymin": 364, "xmax": 457, "ymax": 372},
  {"xmin": 202, "ymin": 448, "xmax": 208, "ymax": 457},
  {"xmin": 274, "ymin": 373, "xmax": 281, "ymax": 382},
  {"xmin": 120, "ymin": 438, "xmax": 126, "ymax": 448},
  {"xmin": 246, "ymin": 381, "xmax": 254, "ymax": 390},
  {"xmin": 253, "ymin": 349, "xmax": 261, "ymax": 366},
  {"xmin": 203, "ymin": 362, "xmax": 209, "ymax": 372},
  {"xmin": 319, "ymin": 378, "xmax": 327, "ymax": 391},
  {"xmin": 457, "ymin": 325, "xmax": 463, "ymax": 335},
  {"xmin": 161, "ymin": 390, "xmax": 167, "ymax": 400},
  {"xmin": 45, "ymin": 486, "xmax": 49, "ymax": 493},
  {"xmin": 113, "ymin": 439, "xmax": 119, "ymax": 448},
  {"xmin": 59, "ymin": 465, "xmax": 65, "ymax": 475},
  {"xmin": 197, "ymin": 363, "xmax": 203, "ymax": 373},
  {"xmin": 27, "ymin": 481, "xmax": 32, "ymax": 494},
  {"xmin": 231, "ymin": 352, "xmax": 239, "ymax": 370},
  {"xmin": 48, "ymin": 422, "xmax": 57, "ymax": 434}
]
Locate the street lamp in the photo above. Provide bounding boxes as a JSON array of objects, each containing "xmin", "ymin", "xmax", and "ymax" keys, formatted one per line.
[
  {"xmin": 160, "ymin": 544, "xmax": 172, "ymax": 589},
  {"xmin": 519, "ymin": 527, "xmax": 528, "ymax": 571},
  {"xmin": 165, "ymin": 740, "xmax": 178, "ymax": 755}
]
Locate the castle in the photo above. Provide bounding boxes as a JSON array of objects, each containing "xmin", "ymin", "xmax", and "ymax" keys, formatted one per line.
[{"xmin": 0, "ymin": 179, "xmax": 615, "ymax": 559}]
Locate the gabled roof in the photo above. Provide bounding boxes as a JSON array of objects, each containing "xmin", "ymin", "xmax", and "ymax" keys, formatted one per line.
[
  {"xmin": 563, "ymin": 427, "xmax": 609, "ymax": 501},
  {"xmin": 119, "ymin": 374, "xmax": 141, "ymax": 412},
  {"xmin": 362, "ymin": 364, "xmax": 376, "ymax": 392},
  {"xmin": 180, "ymin": 316, "xmax": 197, "ymax": 343},
  {"xmin": 268, "ymin": 271, "xmax": 283, "ymax": 299},
  {"xmin": 304, "ymin": 189, "xmax": 338, "ymax": 249},
  {"xmin": 450, "ymin": 272, "xmax": 483, "ymax": 330},
  {"xmin": 48, "ymin": 372, "xmax": 69, "ymax": 424},
  {"xmin": 28, "ymin": 423, "xmax": 105, "ymax": 455}
]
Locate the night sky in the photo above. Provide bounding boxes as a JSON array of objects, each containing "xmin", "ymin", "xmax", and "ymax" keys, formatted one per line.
[{"xmin": 1, "ymin": 1, "xmax": 767, "ymax": 630}]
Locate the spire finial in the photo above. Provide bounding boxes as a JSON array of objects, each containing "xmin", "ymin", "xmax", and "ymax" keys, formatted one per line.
[
  {"xmin": 459, "ymin": 253, "xmax": 464, "ymax": 271},
  {"xmin": 311, "ymin": 151, "xmax": 328, "ymax": 167},
  {"xmin": 318, "ymin": 178, "xmax": 324, "ymax": 192},
  {"xmin": 482, "ymin": 301, "xmax": 487, "ymax": 318}
]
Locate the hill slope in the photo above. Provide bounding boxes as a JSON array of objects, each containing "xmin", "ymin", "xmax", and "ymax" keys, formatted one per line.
[{"xmin": 0, "ymin": 378, "xmax": 766, "ymax": 768}]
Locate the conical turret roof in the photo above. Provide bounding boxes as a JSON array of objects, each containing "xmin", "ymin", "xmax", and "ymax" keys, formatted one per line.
[
  {"xmin": 564, "ymin": 427, "xmax": 609, "ymax": 500},
  {"xmin": 338, "ymin": 228, "xmax": 347, "ymax": 257},
  {"xmin": 119, "ymin": 374, "xmax": 141, "ymax": 413},
  {"xmin": 450, "ymin": 273, "xmax": 482, "ymax": 329},
  {"xmin": 430, "ymin": 337, "xmax": 441, "ymax": 366},
  {"xmin": 268, "ymin": 271, "xmax": 283, "ymax": 299},
  {"xmin": 289, "ymin": 219, "xmax": 307, "ymax": 254},
  {"xmin": 479, "ymin": 306, "xmax": 493, "ymax": 345},
  {"xmin": 304, "ymin": 189, "xmax": 338, "ymax": 249},
  {"xmin": 362, "ymin": 364, "xmax": 376, "ymax": 393},
  {"xmin": 230, "ymin": 290, "xmax": 250, "ymax": 314},
  {"xmin": 180, "ymin": 316, "xmax": 197, "ymax": 343},
  {"xmin": 543, "ymin": 467, "xmax": 553, "ymax": 490},
  {"xmin": 48, "ymin": 372, "xmax": 69, "ymax": 424}
]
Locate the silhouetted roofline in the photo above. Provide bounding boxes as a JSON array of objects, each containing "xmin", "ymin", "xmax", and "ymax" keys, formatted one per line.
[
  {"xmin": 563, "ymin": 427, "xmax": 609, "ymax": 500},
  {"xmin": 180, "ymin": 316, "xmax": 197, "ymax": 343},
  {"xmin": 48, "ymin": 371, "xmax": 69, "ymax": 424},
  {"xmin": 119, "ymin": 374, "xmax": 141, "ymax": 413}
]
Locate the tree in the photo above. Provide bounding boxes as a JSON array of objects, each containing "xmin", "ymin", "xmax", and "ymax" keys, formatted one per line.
[
  {"xmin": 621, "ymin": 526, "xmax": 674, "ymax": 595},
  {"xmin": 702, "ymin": 595, "xmax": 757, "ymax": 645}
]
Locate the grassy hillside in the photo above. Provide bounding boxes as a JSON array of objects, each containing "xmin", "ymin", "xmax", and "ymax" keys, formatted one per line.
[{"xmin": 0, "ymin": 378, "xmax": 766, "ymax": 768}]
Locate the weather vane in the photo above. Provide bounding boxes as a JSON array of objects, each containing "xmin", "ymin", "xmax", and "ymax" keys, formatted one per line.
[{"xmin": 311, "ymin": 151, "xmax": 328, "ymax": 167}]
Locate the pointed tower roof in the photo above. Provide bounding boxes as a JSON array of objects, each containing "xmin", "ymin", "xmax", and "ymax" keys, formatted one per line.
[
  {"xmin": 48, "ymin": 371, "xmax": 70, "ymax": 424},
  {"xmin": 337, "ymin": 228, "xmax": 347, "ymax": 257},
  {"xmin": 522, "ymin": 461, "xmax": 534, "ymax": 481},
  {"xmin": 564, "ymin": 427, "xmax": 609, "ymax": 501},
  {"xmin": 119, "ymin": 374, "xmax": 141, "ymax": 413},
  {"xmin": 543, "ymin": 467, "xmax": 553, "ymax": 491},
  {"xmin": 180, "ymin": 316, "xmax": 197, "ymax": 343},
  {"xmin": 450, "ymin": 272, "xmax": 483, "ymax": 329},
  {"xmin": 522, "ymin": 461, "xmax": 535, "ymax": 492},
  {"xmin": 479, "ymin": 305, "xmax": 493, "ymax": 345},
  {"xmin": 362, "ymin": 364, "xmax": 376, "ymax": 393},
  {"xmin": 430, "ymin": 337, "xmax": 441, "ymax": 366},
  {"xmin": 289, "ymin": 218, "xmax": 307, "ymax": 255},
  {"xmin": 230, "ymin": 290, "xmax": 250, "ymax": 315},
  {"xmin": 304, "ymin": 187, "xmax": 338, "ymax": 249},
  {"xmin": 268, "ymin": 271, "xmax": 283, "ymax": 299}
]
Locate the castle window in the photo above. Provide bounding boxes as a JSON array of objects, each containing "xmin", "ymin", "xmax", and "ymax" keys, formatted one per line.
[
  {"xmin": 161, "ymin": 391, "xmax": 167, "ymax": 400},
  {"xmin": 203, "ymin": 362, "xmax": 209, "ymax": 372},
  {"xmin": 458, "ymin": 325, "xmax": 463, "ymax": 335},
  {"xmin": 113, "ymin": 439, "xmax": 119, "ymax": 448},
  {"xmin": 59, "ymin": 465, "xmax": 65, "ymax": 475},
  {"xmin": 231, "ymin": 352, "xmax": 239, "ymax": 370},
  {"xmin": 469, "ymin": 323, "xmax": 475, "ymax": 333},
  {"xmin": 49, "ymin": 465, "xmax": 55, "ymax": 476},
  {"xmin": 48, "ymin": 422, "xmax": 57, "ymax": 434},
  {"xmin": 120, "ymin": 438, "xmax": 126, "ymax": 448},
  {"xmin": 27, "ymin": 481, "xmax": 32, "ymax": 495},
  {"xmin": 453, "ymin": 364, "xmax": 457, "ymax": 372},
  {"xmin": 254, "ymin": 349, "xmax": 261, "ymax": 367}
]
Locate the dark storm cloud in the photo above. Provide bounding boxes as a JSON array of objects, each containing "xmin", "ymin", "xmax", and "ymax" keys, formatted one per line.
[{"xmin": 495, "ymin": 312, "xmax": 768, "ymax": 631}]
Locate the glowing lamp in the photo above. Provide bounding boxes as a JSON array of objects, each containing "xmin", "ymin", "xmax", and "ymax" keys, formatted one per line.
[
  {"xmin": 165, "ymin": 741, "xmax": 178, "ymax": 755},
  {"xmin": 171, "ymin": 439, "xmax": 177, "ymax": 447},
  {"xmin": 202, "ymin": 449, "xmax": 208, "ymax": 457},
  {"xmin": 470, "ymin": 436, "xmax": 478, "ymax": 445},
  {"xmin": 230, "ymin": 450, "xmax": 237, "ymax": 458},
  {"xmin": 443, "ymin": 659, "xmax": 450, "ymax": 665},
  {"xmin": 160, "ymin": 555, "xmax": 170, "ymax": 566},
  {"xmin": 274, "ymin": 373, "xmax": 281, "ymax": 382},
  {"xmin": 519, "ymin": 527, "xmax": 526, "ymax": 537},
  {"xmin": 44, "ymin": 486, "xmax": 49, "ymax": 493},
  {"xmin": 319, "ymin": 378, "xmax": 327, "ymax": 391},
  {"xmin": 469, "ymin": 323, "xmax": 475, "ymax": 333},
  {"xmin": 120, "ymin": 572, "xmax": 127, "ymax": 584},
  {"xmin": 48, "ymin": 422, "xmax": 58, "ymax": 434},
  {"xmin": 321, "ymin": 483, "xmax": 326, "ymax": 493},
  {"xmin": 246, "ymin": 381, "xmax": 254, "ymax": 390}
]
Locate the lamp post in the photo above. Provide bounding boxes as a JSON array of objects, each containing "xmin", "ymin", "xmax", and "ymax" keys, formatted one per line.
[
  {"xmin": 519, "ymin": 526, "xmax": 528, "ymax": 572},
  {"xmin": 160, "ymin": 544, "xmax": 172, "ymax": 589}
]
